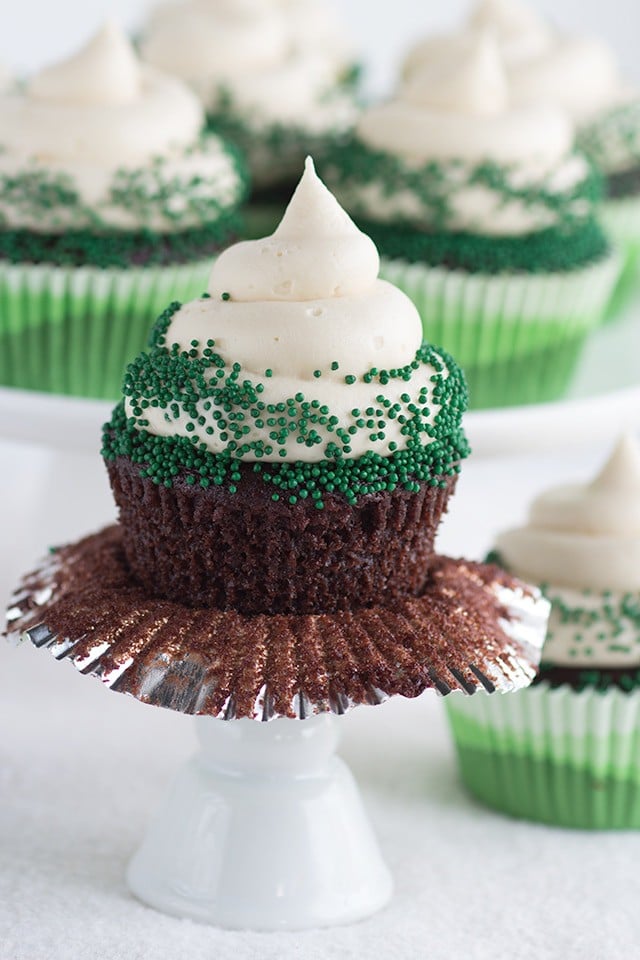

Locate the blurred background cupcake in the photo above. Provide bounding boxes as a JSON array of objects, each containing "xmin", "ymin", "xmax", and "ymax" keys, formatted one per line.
[
  {"xmin": 323, "ymin": 33, "xmax": 619, "ymax": 409},
  {"xmin": 140, "ymin": 0, "xmax": 359, "ymax": 236},
  {"xmin": 0, "ymin": 21, "xmax": 248, "ymax": 400},
  {"xmin": 405, "ymin": 0, "xmax": 640, "ymax": 318},
  {"xmin": 446, "ymin": 435, "xmax": 640, "ymax": 828}
]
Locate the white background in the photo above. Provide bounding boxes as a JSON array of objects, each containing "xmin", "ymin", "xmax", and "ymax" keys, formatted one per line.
[{"xmin": 4, "ymin": 0, "xmax": 640, "ymax": 93}]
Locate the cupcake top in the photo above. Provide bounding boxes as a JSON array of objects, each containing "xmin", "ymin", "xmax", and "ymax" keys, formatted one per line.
[
  {"xmin": 337, "ymin": 34, "xmax": 593, "ymax": 237},
  {"xmin": 140, "ymin": 0, "xmax": 355, "ymax": 133},
  {"xmin": 104, "ymin": 159, "xmax": 468, "ymax": 504},
  {"xmin": 496, "ymin": 435, "xmax": 640, "ymax": 668},
  {"xmin": 404, "ymin": 0, "xmax": 630, "ymax": 123},
  {"xmin": 0, "ymin": 22, "xmax": 246, "ymax": 237}
]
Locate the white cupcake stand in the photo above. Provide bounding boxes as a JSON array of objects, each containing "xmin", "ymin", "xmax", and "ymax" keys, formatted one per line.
[{"xmin": 127, "ymin": 714, "xmax": 392, "ymax": 929}]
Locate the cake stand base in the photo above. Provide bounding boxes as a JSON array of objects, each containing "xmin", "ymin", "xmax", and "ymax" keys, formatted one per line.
[{"xmin": 127, "ymin": 714, "xmax": 393, "ymax": 930}]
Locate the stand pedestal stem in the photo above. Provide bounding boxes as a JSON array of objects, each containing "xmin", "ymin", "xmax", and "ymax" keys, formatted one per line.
[{"xmin": 127, "ymin": 714, "xmax": 393, "ymax": 929}]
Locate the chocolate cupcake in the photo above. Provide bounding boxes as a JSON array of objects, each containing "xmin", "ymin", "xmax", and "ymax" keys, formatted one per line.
[
  {"xmin": 103, "ymin": 158, "xmax": 468, "ymax": 614},
  {"xmin": 447, "ymin": 434, "xmax": 640, "ymax": 828},
  {"xmin": 0, "ymin": 23, "xmax": 248, "ymax": 399},
  {"xmin": 8, "ymin": 160, "xmax": 549, "ymax": 722},
  {"xmin": 406, "ymin": 0, "xmax": 640, "ymax": 319},
  {"xmin": 323, "ymin": 34, "xmax": 619, "ymax": 409}
]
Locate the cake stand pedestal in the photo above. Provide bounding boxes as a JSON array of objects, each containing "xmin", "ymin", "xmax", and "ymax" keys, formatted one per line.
[{"xmin": 127, "ymin": 713, "xmax": 393, "ymax": 930}]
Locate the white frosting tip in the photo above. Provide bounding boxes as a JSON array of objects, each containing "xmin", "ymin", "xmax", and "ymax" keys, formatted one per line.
[
  {"xmin": 402, "ymin": 31, "xmax": 509, "ymax": 115},
  {"xmin": 28, "ymin": 20, "xmax": 141, "ymax": 105},
  {"xmin": 590, "ymin": 433, "xmax": 640, "ymax": 492}
]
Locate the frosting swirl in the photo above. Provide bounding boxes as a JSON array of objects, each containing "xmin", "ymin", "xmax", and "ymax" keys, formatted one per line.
[
  {"xmin": 141, "ymin": 0, "xmax": 354, "ymax": 129},
  {"xmin": 469, "ymin": 0, "xmax": 629, "ymax": 122},
  {"xmin": 122, "ymin": 159, "xmax": 465, "ymax": 465},
  {"xmin": 497, "ymin": 435, "xmax": 640, "ymax": 592},
  {"xmin": 496, "ymin": 435, "xmax": 640, "ymax": 669},
  {"xmin": 0, "ymin": 23, "xmax": 245, "ymax": 233},
  {"xmin": 339, "ymin": 34, "xmax": 589, "ymax": 236}
]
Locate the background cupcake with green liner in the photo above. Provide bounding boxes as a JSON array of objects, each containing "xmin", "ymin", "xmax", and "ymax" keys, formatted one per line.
[
  {"xmin": 103, "ymin": 157, "xmax": 470, "ymax": 614},
  {"xmin": 140, "ymin": 0, "xmax": 358, "ymax": 235},
  {"xmin": 322, "ymin": 33, "xmax": 619, "ymax": 409},
  {"xmin": 0, "ymin": 21, "xmax": 248, "ymax": 400},
  {"xmin": 446, "ymin": 434, "xmax": 640, "ymax": 829},
  {"xmin": 405, "ymin": 0, "xmax": 640, "ymax": 319}
]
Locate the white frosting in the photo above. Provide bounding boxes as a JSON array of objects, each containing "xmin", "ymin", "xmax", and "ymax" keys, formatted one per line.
[
  {"xmin": 351, "ymin": 34, "xmax": 585, "ymax": 235},
  {"xmin": 497, "ymin": 435, "xmax": 640, "ymax": 593},
  {"xmin": 130, "ymin": 159, "xmax": 450, "ymax": 463},
  {"xmin": 540, "ymin": 584, "xmax": 640, "ymax": 668},
  {"xmin": 141, "ymin": 0, "xmax": 354, "ymax": 127},
  {"xmin": 470, "ymin": 0, "xmax": 630, "ymax": 121},
  {"xmin": 0, "ymin": 23, "xmax": 244, "ymax": 231},
  {"xmin": 402, "ymin": 1, "xmax": 633, "ymax": 124}
]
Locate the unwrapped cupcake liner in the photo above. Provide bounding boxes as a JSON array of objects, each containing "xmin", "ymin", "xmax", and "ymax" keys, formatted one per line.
[
  {"xmin": 601, "ymin": 196, "xmax": 640, "ymax": 320},
  {"xmin": 380, "ymin": 252, "xmax": 621, "ymax": 409},
  {"xmin": 5, "ymin": 525, "xmax": 548, "ymax": 721},
  {"xmin": 0, "ymin": 258, "xmax": 211, "ymax": 400},
  {"xmin": 446, "ymin": 683, "xmax": 640, "ymax": 829}
]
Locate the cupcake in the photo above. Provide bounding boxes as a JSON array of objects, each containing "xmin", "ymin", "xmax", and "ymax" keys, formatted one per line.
[
  {"xmin": 447, "ymin": 434, "xmax": 640, "ymax": 828},
  {"xmin": 407, "ymin": 0, "xmax": 640, "ymax": 318},
  {"xmin": 8, "ymin": 159, "xmax": 549, "ymax": 722},
  {"xmin": 103, "ymin": 157, "xmax": 470, "ymax": 614},
  {"xmin": 140, "ymin": 0, "xmax": 357, "ymax": 230},
  {"xmin": 323, "ymin": 34, "xmax": 619, "ymax": 409},
  {"xmin": 0, "ymin": 22, "xmax": 248, "ymax": 400}
]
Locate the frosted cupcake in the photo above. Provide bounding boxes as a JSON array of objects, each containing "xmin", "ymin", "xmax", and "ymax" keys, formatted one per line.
[
  {"xmin": 140, "ymin": 0, "xmax": 357, "ymax": 223},
  {"xmin": 103, "ymin": 157, "xmax": 469, "ymax": 612},
  {"xmin": 406, "ymin": 0, "xmax": 640, "ymax": 318},
  {"xmin": 0, "ymin": 23, "xmax": 248, "ymax": 400},
  {"xmin": 12, "ymin": 159, "xmax": 549, "ymax": 727},
  {"xmin": 324, "ymin": 34, "xmax": 619, "ymax": 409},
  {"xmin": 447, "ymin": 435, "xmax": 640, "ymax": 828}
]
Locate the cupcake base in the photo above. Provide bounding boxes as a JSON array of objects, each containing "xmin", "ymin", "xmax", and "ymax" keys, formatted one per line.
[
  {"xmin": 446, "ymin": 683, "xmax": 640, "ymax": 829},
  {"xmin": 107, "ymin": 457, "xmax": 457, "ymax": 614},
  {"xmin": 0, "ymin": 258, "xmax": 211, "ymax": 400},
  {"xmin": 6, "ymin": 525, "xmax": 548, "ymax": 720},
  {"xmin": 380, "ymin": 253, "xmax": 620, "ymax": 409}
]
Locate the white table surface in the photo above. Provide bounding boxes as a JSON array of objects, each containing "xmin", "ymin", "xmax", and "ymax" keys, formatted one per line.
[{"xmin": 1, "ymin": 436, "xmax": 639, "ymax": 959}]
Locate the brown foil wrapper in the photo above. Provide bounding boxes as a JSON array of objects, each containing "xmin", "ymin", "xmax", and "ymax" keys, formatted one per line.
[{"xmin": 6, "ymin": 526, "xmax": 548, "ymax": 720}]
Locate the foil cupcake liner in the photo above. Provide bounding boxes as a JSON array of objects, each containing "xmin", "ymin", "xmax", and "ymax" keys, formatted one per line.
[{"xmin": 6, "ymin": 526, "xmax": 548, "ymax": 721}]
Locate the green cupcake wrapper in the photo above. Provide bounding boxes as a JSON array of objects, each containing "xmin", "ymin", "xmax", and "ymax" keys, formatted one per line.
[
  {"xmin": 379, "ymin": 252, "xmax": 621, "ymax": 409},
  {"xmin": 446, "ymin": 684, "xmax": 640, "ymax": 829},
  {"xmin": 601, "ymin": 196, "xmax": 640, "ymax": 320},
  {"xmin": 0, "ymin": 259, "xmax": 211, "ymax": 400}
]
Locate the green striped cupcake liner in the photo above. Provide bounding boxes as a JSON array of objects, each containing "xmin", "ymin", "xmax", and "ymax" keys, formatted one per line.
[
  {"xmin": 601, "ymin": 196, "xmax": 640, "ymax": 321},
  {"xmin": 0, "ymin": 259, "xmax": 211, "ymax": 400},
  {"xmin": 380, "ymin": 251, "xmax": 621, "ymax": 409},
  {"xmin": 446, "ymin": 684, "xmax": 640, "ymax": 829}
]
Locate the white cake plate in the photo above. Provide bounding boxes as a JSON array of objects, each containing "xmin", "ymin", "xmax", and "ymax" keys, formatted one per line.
[
  {"xmin": 127, "ymin": 714, "xmax": 392, "ymax": 930},
  {"xmin": 0, "ymin": 300, "xmax": 638, "ymax": 459}
]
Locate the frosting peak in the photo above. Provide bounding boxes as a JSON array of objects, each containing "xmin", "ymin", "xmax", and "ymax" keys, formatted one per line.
[
  {"xmin": 497, "ymin": 435, "xmax": 640, "ymax": 592},
  {"xmin": 28, "ymin": 22, "xmax": 141, "ymax": 105},
  {"xmin": 529, "ymin": 434, "xmax": 640, "ymax": 537},
  {"xmin": 209, "ymin": 157, "xmax": 379, "ymax": 301},
  {"xmin": 402, "ymin": 34, "xmax": 508, "ymax": 115},
  {"xmin": 468, "ymin": 0, "xmax": 552, "ymax": 61}
]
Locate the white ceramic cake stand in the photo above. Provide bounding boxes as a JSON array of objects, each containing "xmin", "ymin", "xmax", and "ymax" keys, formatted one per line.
[{"xmin": 127, "ymin": 714, "xmax": 393, "ymax": 930}]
